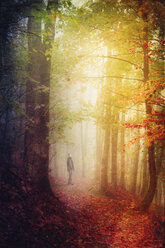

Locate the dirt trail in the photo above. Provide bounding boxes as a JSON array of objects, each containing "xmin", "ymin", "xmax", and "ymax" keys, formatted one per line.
[{"xmin": 51, "ymin": 177, "xmax": 163, "ymax": 248}]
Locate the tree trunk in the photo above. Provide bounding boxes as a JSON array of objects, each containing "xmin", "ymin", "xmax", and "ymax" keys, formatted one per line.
[
  {"xmin": 95, "ymin": 85, "xmax": 103, "ymax": 182},
  {"xmin": 131, "ymin": 109, "xmax": 140, "ymax": 193},
  {"xmin": 111, "ymin": 112, "xmax": 119, "ymax": 190},
  {"xmin": 155, "ymin": 146, "xmax": 165, "ymax": 207},
  {"xmin": 138, "ymin": 24, "xmax": 157, "ymax": 210},
  {"xmin": 100, "ymin": 106, "xmax": 111, "ymax": 192},
  {"xmin": 24, "ymin": 0, "xmax": 58, "ymax": 194},
  {"xmin": 140, "ymin": 149, "xmax": 149, "ymax": 197},
  {"xmin": 24, "ymin": 12, "xmax": 42, "ymax": 178},
  {"xmin": 81, "ymin": 121, "xmax": 85, "ymax": 177},
  {"xmin": 131, "ymin": 141, "xmax": 140, "ymax": 194},
  {"xmin": 120, "ymin": 112, "xmax": 125, "ymax": 189}
]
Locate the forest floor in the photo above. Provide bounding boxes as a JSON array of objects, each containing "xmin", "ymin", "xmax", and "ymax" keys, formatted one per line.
[
  {"xmin": 51, "ymin": 176, "xmax": 165, "ymax": 248},
  {"xmin": 1, "ymin": 174, "xmax": 165, "ymax": 248}
]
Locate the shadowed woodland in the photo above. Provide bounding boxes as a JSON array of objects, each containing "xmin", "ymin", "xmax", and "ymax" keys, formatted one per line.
[{"xmin": 0, "ymin": 0, "xmax": 165, "ymax": 247}]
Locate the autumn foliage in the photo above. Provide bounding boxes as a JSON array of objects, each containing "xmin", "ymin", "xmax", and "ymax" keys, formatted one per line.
[{"xmin": 1, "ymin": 173, "xmax": 164, "ymax": 248}]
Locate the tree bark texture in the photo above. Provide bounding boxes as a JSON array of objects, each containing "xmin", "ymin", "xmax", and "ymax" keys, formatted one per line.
[{"xmin": 24, "ymin": 0, "xmax": 58, "ymax": 193}]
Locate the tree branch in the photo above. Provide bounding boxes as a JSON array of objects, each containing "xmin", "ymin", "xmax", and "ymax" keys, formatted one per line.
[
  {"xmin": 83, "ymin": 55, "xmax": 143, "ymax": 70},
  {"xmin": 81, "ymin": 75, "xmax": 144, "ymax": 82}
]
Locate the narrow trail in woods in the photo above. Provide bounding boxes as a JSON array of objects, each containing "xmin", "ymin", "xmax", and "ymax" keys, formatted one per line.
[{"xmin": 51, "ymin": 177, "xmax": 163, "ymax": 248}]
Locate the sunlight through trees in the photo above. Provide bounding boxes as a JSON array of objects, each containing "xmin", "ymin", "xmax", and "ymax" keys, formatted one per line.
[{"xmin": 0, "ymin": 0, "xmax": 164, "ymax": 247}]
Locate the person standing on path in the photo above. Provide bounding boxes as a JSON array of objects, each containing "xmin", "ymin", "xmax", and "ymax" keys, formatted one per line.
[{"xmin": 67, "ymin": 153, "xmax": 74, "ymax": 185}]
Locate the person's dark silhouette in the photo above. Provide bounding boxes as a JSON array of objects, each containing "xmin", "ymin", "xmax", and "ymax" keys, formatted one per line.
[{"xmin": 67, "ymin": 153, "xmax": 74, "ymax": 185}]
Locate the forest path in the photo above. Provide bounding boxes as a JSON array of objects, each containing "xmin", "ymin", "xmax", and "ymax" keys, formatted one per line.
[{"xmin": 51, "ymin": 177, "xmax": 162, "ymax": 248}]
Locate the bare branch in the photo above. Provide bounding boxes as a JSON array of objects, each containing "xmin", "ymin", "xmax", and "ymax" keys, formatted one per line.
[{"xmin": 82, "ymin": 55, "xmax": 143, "ymax": 70}]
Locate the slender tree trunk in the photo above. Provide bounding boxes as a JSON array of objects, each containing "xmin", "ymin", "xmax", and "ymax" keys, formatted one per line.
[
  {"xmin": 138, "ymin": 24, "xmax": 157, "ymax": 210},
  {"xmin": 131, "ymin": 140, "xmax": 140, "ymax": 194},
  {"xmin": 120, "ymin": 112, "xmax": 125, "ymax": 189},
  {"xmin": 155, "ymin": 179, "xmax": 161, "ymax": 207},
  {"xmin": 95, "ymin": 126, "xmax": 101, "ymax": 181},
  {"xmin": 81, "ymin": 121, "xmax": 85, "ymax": 177},
  {"xmin": 163, "ymin": 180, "xmax": 165, "ymax": 214},
  {"xmin": 131, "ymin": 109, "xmax": 140, "ymax": 194},
  {"xmin": 84, "ymin": 121, "xmax": 89, "ymax": 177},
  {"xmin": 137, "ymin": 148, "xmax": 146, "ymax": 196},
  {"xmin": 140, "ymin": 149, "xmax": 149, "ymax": 197},
  {"xmin": 95, "ymin": 84, "xmax": 103, "ymax": 182},
  {"xmin": 155, "ymin": 146, "xmax": 165, "ymax": 207},
  {"xmin": 100, "ymin": 106, "xmax": 111, "ymax": 192},
  {"xmin": 111, "ymin": 112, "xmax": 119, "ymax": 190}
]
